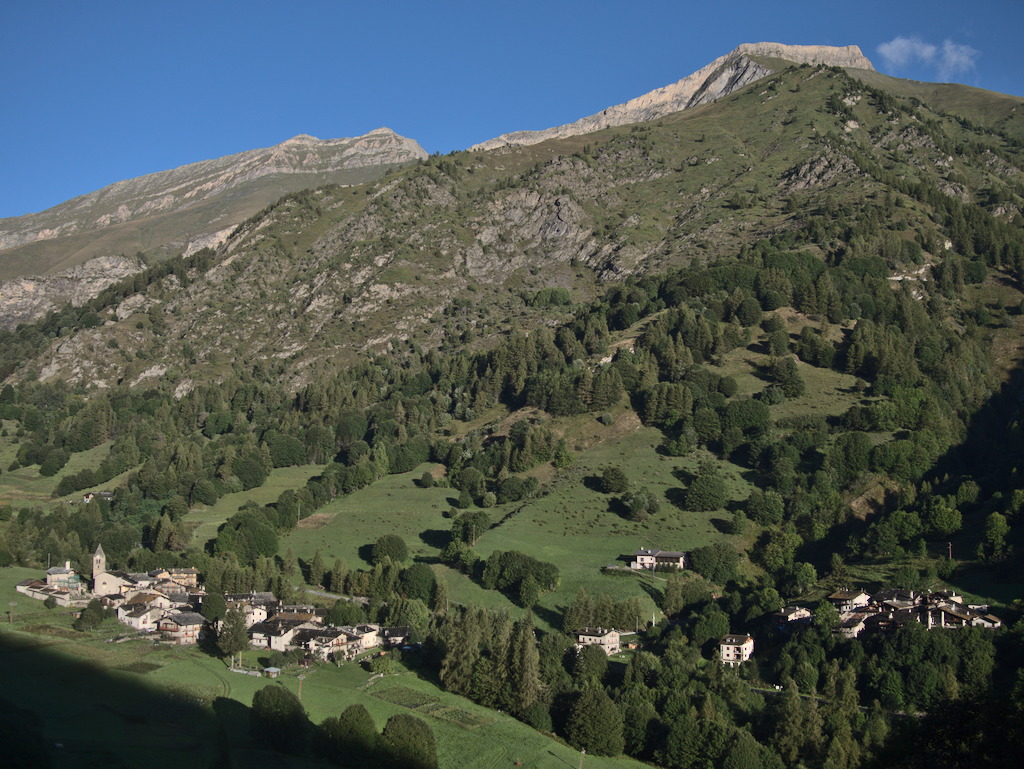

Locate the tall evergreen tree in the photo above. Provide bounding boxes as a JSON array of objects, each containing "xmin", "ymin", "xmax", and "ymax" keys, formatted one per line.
[
  {"xmin": 565, "ymin": 688, "xmax": 625, "ymax": 757},
  {"xmin": 218, "ymin": 606, "xmax": 249, "ymax": 668},
  {"xmin": 379, "ymin": 714, "xmax": 437, "ymax": 769},
  {"xmin": 508, "ymin": 614, "xmax": 542, "ymax": 715}
]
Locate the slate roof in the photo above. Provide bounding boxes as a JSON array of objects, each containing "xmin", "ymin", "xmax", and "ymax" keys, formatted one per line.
[{"xmin": 164, "ymin": 612, "xmax": 206, "ymax": 627}]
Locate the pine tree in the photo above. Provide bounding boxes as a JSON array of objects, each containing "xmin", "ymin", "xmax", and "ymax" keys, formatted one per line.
[
  {"xmin": 308, "ymin": 548, "xmax": 325, "ymax": 587},
  {"xmin": 430, "ymin": 572, "xmax": 450, "ymax": 613},
  {"xmin": 283, "ymin": 546, "xmax": 299, "ymax": 580},
  {"xmin": 565, "ymin": 688, "xmax": 625, "ymax": 756},
  {"xmin": 439, "ymin": 612, "xmax": 481, "ymax": 696},
  {"xmin": 562, "ymin": 587, "xmax": 592, "ymax": 633},
  {"xmin": 328, "ymin": 557, "xmax": 347, "ymax": 592},
  {"xmin": 218, "ymin": 606, "xmax": 250, "ymax": 668},
  {"xmin": 379, "ymin": 714, "xmax": 437, "ymax": 769},
  {"xmin": 508, "ymin": 614, "xmax": 542, "ymax": 715}
]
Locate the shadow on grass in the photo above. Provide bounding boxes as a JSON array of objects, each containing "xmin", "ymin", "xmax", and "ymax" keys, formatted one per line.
[
  {"xmin": 709, "ymin": 516, "xmax": 733, "ymax": 535},
  {"xmin": 419, "ymin": 529, "xmax": 451, "ymax": 550},
  {"xmin": 357, "ymin": 543, "xmax": 375, "ymax": 565},
  {"xmin": 532, "ymin": 604, "xmax": 564, "ymax": 631},
  {"xmin": 664, "ymin": 487, "xmax": 689, "ymax": 511}
]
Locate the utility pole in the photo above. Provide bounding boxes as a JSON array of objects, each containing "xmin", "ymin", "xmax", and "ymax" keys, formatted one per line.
[
  {"xmin": 297, "ymin": 673, "xmax": 305, "ymax": 701},
  {"xmin": 948, "ymin": 542, "xmax": 953, "ymax": 560},
  {"xmin": 8, "ymin": 601, "xmax": 16, "ymax": 624},
  {"xmin": 579, "ymin": 748, "xmax": 586, "ymax": 769}
]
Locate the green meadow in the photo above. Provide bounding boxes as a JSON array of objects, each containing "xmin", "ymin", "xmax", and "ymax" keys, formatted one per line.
[
  {"xmin": 282, "ymin": 425, "xmax": 753, "ymax": 630},
  {"xmin": 187, "ymin": 464, "xmax": 328, "ymax": 546}
]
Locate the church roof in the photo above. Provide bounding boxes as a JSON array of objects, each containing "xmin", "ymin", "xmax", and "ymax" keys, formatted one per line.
[{"xmin": 94, "ymin": 543, "xmax": 105, "ymax": 556}]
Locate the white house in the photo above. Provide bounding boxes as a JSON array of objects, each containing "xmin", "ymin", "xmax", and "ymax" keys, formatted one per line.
[{"xmin": 719, "ymin": 634, "xmax": 754, "ymax": 666}]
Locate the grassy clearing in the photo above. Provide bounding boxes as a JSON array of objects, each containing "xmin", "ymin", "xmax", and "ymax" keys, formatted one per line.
[
  {"xmin": 186, "ymin": 464, "xmax": 327, "ymax": 546},
  {"xmin": 0, "ymin": 438, "xmax": 113, "ymax": 506},
  {"xmin": 283, "ymin": 426, "xmax": 749, "ymax": 632},
  {"xmin": 282, "ymin": 463, "xmax": 455, "ymax": 568}
]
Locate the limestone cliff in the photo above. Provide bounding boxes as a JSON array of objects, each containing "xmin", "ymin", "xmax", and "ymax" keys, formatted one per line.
[{"xmin": 471, "ymin": 43, "xmax": 874, "ymax": 151}]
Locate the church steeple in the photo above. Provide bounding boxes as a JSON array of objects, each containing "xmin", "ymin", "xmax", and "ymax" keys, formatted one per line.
[{"xmin": 92, "ymin": 543, "xmax": 106, "ymax": 579}]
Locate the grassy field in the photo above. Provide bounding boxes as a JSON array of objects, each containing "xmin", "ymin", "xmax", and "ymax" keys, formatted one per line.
[
  {"xmin": 0, "ymin": 565, "xmax": 646, "ymax": 769},
  {"xmin": 186, "ymin": 464, "xmax": 328, "ymax": 546},
  {"xmin": 282, "ymin": 423, "xmax": 752, "ymax": 631},
  {"xmin": 0, "ymin": 433, "xmax": 115, "ymax": 506}
]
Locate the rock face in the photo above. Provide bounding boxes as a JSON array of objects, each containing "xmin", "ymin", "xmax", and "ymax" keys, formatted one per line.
[
  {"xmin": 471, "ymin": 43, "xmax": 874, "ymax": 151},
  {"xmin": 0, "ymin": 129, "xmax": 427, "ymax": 254},
  {"xmin": 0, "ymin": 255, "xmax": 144, "ymax": 329}
]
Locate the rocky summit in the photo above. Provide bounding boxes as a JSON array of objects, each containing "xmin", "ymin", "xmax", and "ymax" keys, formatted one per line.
[{"xmin": 471, "ymin": 43, "xmax": 874, "ymax": 151}]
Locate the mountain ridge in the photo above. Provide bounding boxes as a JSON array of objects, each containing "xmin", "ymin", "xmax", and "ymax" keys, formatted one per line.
[
  {"xmin": 0, "ymin": 128, "xmax": 427, "ymax": 283},
  {"xmin": 471, "ymin": 42, "xmax": 874, "ymax": 151}
]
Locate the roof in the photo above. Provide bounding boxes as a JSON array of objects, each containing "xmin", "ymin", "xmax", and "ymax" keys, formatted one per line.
[
  {"xmin": 632, "ymin": 548, "xmax": 687, "ymax": 558},
  {"xmin": 578, "ymin": 627, "xmax": 618, "ymax": 638},
  {"xmin": 828, "ymin": 590, "xmax": 869, "ymax": 600},
  {"xmin": 721, "ymin": 634, "xmax": 753, "ymax": 645},
  {"xmin": 94, "ymin": 543, "xmax": 105, "ymax": 556},
  {"xmin": 46, "ymin": 566, "xmax": 73, "ymax": 575},
  {"xmin": 163, "ymin": 612, "xmax": 206, "ymax": 627}
]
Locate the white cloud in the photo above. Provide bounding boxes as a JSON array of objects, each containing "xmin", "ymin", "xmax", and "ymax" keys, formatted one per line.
[
  {"xmin": 938, "ymin": 40, "xmax": 979, "ymax": 80},
  {"xmin": 877, "ymin": 36, "xmax": 936, "ymax": 68},
  {"xmin": 877, "ymin": 36, "xmax": 979, "ymax": 82}
]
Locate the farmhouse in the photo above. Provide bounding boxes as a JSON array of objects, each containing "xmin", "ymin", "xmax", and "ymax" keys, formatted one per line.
[
  {"xmin": 773, "ymin": 605, "xmax": 812, "ymax": 627},
  {"xmin": 827, "ymin": 590, "xmax": 871, "ymax": 613},
  {"xmin": 719, "ymin": 634, "xmax": 754, "ymax": 666},
  {"xmin": 628, "ymin": 548, "xmax": 689, "ymax": 571},
  {"xmin": 576, "ymin": 627, "xmax": 621, "ymax": 655}
]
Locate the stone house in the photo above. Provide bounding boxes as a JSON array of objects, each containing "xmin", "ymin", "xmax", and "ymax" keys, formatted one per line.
[
  {"xmin": 158, "ymin": 612, "xmax": 206, "ymax": 645},
  {"xmin": 827, "ymin": 590, "xmax": 871, "ymax": 613},
  {"xmin": 45, "ymin": 562, "xmax": 85, "ymax": 593}
]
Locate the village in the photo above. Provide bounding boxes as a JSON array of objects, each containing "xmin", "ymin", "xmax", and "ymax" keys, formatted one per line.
[
  {"xmin": 14, "ymin": 544, "xmax": 413, "ymax": 664},
  {"xmin": 14, "ymin": 543, "xmax": 1004, "ymax": 675}
]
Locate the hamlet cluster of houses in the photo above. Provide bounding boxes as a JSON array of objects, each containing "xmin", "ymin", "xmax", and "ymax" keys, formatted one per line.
[
  {"xmin": 774, "ymin": 588, "xmax": 1003, "ymax": 638},
  {"xmin": 15, "ymin": 546, "xmax": 409, "ymax": 659},
  {"xmin": 227, "ymin": 591, "xmax": 409, "ymax": 661}
]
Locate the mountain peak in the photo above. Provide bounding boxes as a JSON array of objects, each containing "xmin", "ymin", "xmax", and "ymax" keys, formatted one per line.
[
  {"xmin": 733, "ymin": 42, "xmax": 873, "ymax": 70},
  {"xmin": 472, "ymin": 42, "xmax": 873, "ymax": 151}
]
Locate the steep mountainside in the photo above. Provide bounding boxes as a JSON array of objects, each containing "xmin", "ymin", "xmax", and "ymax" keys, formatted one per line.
[
  {"xmin": 0, "ymin": 128, "xmax": 427, "ymax": 282},
  {"xmin": 471, "ymin": 42, "xmax": 874, "ymax": 151},
  {"xmin": 7, "ymin": 60, "xmax": 1022, "ymax": 394}
]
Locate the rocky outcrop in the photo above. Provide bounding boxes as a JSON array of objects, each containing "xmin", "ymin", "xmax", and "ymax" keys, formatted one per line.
[
  {"xmin": 472, "ymin": 43, "xmax": 874, "ymax": 151},
  {"xmin": 0, "ymin": 255, "xmax": 144, "ymax": 329}
]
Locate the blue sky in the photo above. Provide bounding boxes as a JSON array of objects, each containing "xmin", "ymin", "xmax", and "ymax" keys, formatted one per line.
[{"xmin": 2, "ymin": 0, "xmax": 1022, "ymax": 219}]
